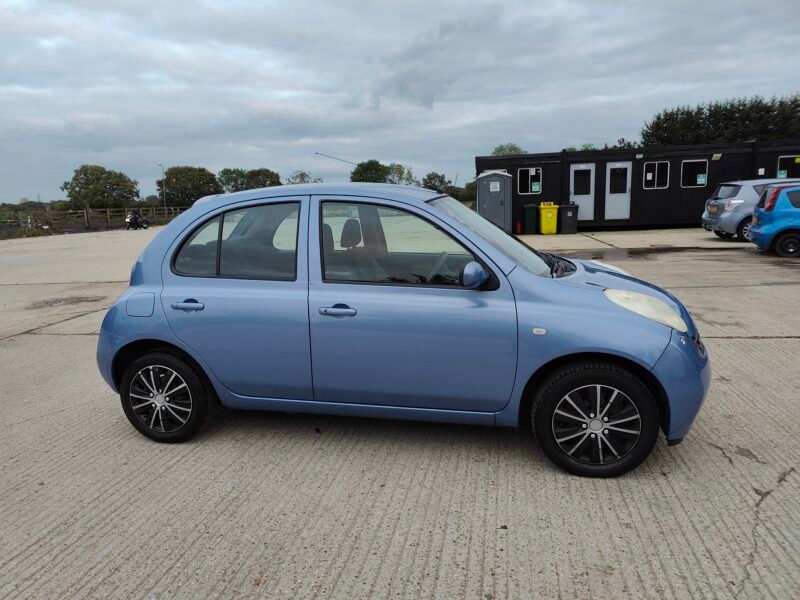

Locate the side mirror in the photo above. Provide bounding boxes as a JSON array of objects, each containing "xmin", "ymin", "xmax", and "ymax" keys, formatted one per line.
[{"xmin": 461, "ymin": 261, "xmax": 489, "ymax": 289}]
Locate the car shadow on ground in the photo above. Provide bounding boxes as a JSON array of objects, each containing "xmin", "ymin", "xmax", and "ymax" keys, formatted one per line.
[{"xmin": 186, "ymin": 405, "xmax": 677, "ymax": 478}]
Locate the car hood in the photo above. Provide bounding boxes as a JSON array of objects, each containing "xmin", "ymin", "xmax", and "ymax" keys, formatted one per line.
[{"xmin": 555, "ymin": 258, "xmax": 698, "ymax": 337}]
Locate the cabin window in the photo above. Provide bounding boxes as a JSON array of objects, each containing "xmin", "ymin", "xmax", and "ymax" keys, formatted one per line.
[
  {"xmin": 517, "ymin": 167, "xmax": 542, "ymax": 195},
  {"xmin": 681, "ymin": 160, "xmax": 708, "ymax": 188},
  {"xmin": 643, "ymin": 161, "xmax": 669, "ymax": 189},
  {"xmin": 777, "ymin": 156, "xmax": 800, "ymax": 179}
]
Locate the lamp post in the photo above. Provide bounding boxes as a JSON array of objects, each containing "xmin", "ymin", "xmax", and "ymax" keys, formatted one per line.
[{"xmin": 157, "ymin": 163, "xmax": 167, "ymax": 211}]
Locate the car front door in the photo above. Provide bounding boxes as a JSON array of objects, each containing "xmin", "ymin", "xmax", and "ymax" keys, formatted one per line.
[
  {"xmin": 308, "ymin": 196, "xmax": 517, "ymax": 412},
  {"xmin": 161, "ymin": 198, "xmax": 312, "ymax": 400}
]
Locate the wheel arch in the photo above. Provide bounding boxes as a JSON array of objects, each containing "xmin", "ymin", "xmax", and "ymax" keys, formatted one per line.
[
  {"xmin": 772, "ymin": 228, "xmax": 800, "ymax": 249},
  {"xmin": 518, "ymin": 352, "xmax": 669, "ymax": 435},
  {"xmin": 112, "ymin": 339, "xmax": 220, "ymax": 404}
]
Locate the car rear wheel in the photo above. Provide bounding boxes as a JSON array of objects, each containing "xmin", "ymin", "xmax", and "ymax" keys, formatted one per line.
[
  {"xmin": 531, "ymin": 362, "xmax": 660, "ymax": 477},
  {"xmin": 120, "ymin": 351, "xmax": 209, "ymax": 442},
  {"xmin": 774, "ymin": 232, "xmax": 800, "ymax": 258},
  {"xmin": 713, "ymin": 230, "xmax": 734, "ymax": 239},
  {"xmin": 736, "ymin": 217, "xmax": 752, "ymax": 242}
]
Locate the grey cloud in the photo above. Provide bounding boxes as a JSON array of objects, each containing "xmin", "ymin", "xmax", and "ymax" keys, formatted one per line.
[{"xmin": 1, "ymin": 0, "xmax": 798, "ymax": 200}]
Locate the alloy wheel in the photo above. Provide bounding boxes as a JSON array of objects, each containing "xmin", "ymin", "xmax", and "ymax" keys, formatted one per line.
[
  {"xmin": 128, "ymin": 365, "xmax": 193, "ymax": 433},
  {"xmin": 551, "ymin": 384, "xmax": 641, "ymax": 465}
]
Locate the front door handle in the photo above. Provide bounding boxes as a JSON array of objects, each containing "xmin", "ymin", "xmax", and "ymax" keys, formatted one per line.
[
  {"xmin": 171, "ymin": 299, "xmax": 205, "ymax": 312},
  {"xmin": 319, "ymin": 304, "xmax": 357, "ymax": 317}
]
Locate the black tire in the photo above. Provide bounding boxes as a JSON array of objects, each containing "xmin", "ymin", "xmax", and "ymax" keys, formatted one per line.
[
  {"xmin": 530, "ymin": 362, "xmax": 659, "ymax": 477},
  {"xmin": 141, "ymin": 220, "xmax": 149, "ymax": 230},
  {"xmin": 736, "ymin": 217, "xmax": 752, "ymax": 242},
  {"xmin": 713, "ymin": 230, "xmax": 734, "ymax": 239},
  {"xmin": 120, "ymin": 351, "xmax": 209, "ymax": 442},
  {"xmin": 774, "ymin": 231, "xmax": 800, "ymax": 258}
]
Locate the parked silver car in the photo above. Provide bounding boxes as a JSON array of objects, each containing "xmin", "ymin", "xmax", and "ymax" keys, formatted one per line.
[{"xmin": 702, "ymin": 179, "xmax": 800, "ymax": 241}]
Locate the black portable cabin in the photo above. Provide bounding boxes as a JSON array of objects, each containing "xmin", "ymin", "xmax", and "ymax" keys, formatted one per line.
[{"xmin": 474, "ymin": 140, "xmax": 800, "ymax": 232}]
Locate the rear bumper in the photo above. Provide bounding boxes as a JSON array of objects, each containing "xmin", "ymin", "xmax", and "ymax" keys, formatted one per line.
[
  {"xmin": 652, "ymin": 330, "xmax": 711, "ymax": 442},
  {"xmin": 97, "ymin": 327, "xmax": 124, "ymax": 392},
  {"xmin": 701, "ymin": 210, "xmax": 741, "ymax": 234}
]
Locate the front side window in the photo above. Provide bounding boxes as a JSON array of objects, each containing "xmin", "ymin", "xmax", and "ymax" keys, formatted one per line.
[
  {"xmin": 643, "ymin": 161, "xmax": 669, "ymax": 189},
  {"xmin": 173, "ymin": 202, "xmax": 299, "ymax": 279},
  {"xmin": 517, "ymin": 167, "xmax": 542, "ymax": 194},
  {"xmin": 321, "ymin": 202, "xmax": 474, "ymax": 286},
  {"xmin": 777, "ymin": 156, "xmax": 800, "ymax": 179},
  {"xmin": 681, "ymin": 160, "xmax": 708, "ymax": 188}
]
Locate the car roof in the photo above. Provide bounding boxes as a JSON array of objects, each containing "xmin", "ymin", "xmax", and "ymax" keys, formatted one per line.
[{"xmin": 194, "ymin": 183, "xmax": 441, "ymax": 211}]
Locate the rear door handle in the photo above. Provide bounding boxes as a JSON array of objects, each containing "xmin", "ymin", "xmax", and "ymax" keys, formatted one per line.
[
  {"xmin": 319, "ymin": 305, "xmax": 357, "ymax": 317},
  {"xmin": 171, "ymin": 300, "xmax": 205, "ymax": 312}
]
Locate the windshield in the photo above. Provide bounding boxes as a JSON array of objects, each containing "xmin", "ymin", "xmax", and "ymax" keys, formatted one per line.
[
  {"xmin": 429, "ymin": 196, "xmax": 551, "ymax": 277},
  {"xmin": 711, "ymin": 184, "xmax": 741, "ymax": 200}
]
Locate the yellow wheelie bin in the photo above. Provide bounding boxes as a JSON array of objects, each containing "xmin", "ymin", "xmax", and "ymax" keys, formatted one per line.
[{"xmin": 539, "ymin": 202, "xmax": 558, "ymax": 234}]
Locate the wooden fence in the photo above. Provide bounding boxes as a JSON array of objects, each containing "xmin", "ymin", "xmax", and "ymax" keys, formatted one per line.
[{"xmin": 0, "ymin": 206, "xmax": 187, "ymax": 238}]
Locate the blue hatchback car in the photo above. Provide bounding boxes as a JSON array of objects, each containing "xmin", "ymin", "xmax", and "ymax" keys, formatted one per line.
[
  {"xmin": 749, "ymin": 183, "xmax": 800, "ymax": 258},
  {"xmin": 97, "ymin": 184, "xmax": 710, "ymax": 477}
]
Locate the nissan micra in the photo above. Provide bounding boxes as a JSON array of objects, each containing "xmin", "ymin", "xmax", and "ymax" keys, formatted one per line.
[{"xmin": 97, "ymin": 183, "xmax": 710, "ymax": 477}]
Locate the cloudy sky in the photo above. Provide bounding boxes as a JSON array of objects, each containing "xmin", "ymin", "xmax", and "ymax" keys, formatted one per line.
[{"xmin": 1, "ymin": 0, "xmax": 798, "ymax": 201}]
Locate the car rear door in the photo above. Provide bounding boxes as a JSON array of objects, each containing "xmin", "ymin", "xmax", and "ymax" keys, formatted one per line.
[
  {"xmin": 161, "ymin": 197, "xmax": 312, "ymax": 400},
  {"xmin": 307, "ymin": 195, "xmax": 517, "ymax": 412}
]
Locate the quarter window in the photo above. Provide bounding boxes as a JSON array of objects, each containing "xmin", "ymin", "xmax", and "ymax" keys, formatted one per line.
[
  {"xmin": 173, "ymin": 217, "xmax": 220, "ymax": 276},
  {"xmin": 321, "ymin": 202, "xmax": 475, "ymax": 286},
  {"xmin": 777, "ymin": 155, "xmax": 800, "ymax": 179},
  {"xmin": 787, "ymin": 190, "xmax": 800, "ymax": 209},
  {"xmin": 517, "ymin": 167, "xmax": 542, "ymax": 195},
  {"xmin": 681, "ymin": 160, "xmax": 708, "ymax": 188},
  {"xmin": 643, "ymin": 161, "xmax": 669, "ymax": 189},
  {"xmin": 173, "ymin": 202, "xmax": 299, "ymax": 280}
]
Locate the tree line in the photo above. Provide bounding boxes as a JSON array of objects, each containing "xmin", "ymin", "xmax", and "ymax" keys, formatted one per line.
[{"xmin": 50, "ymin": 161, "xmax": 473, "ymax": 210}]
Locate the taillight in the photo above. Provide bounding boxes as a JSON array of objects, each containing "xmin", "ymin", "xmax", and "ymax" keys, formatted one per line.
[{"xmin": 764, "ymin": 189, "xmax": 780, "ymax": 211}]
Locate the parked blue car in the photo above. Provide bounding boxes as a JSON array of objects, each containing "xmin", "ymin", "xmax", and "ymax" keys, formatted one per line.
[
  {"xmin": 97, "ymin": 184, "xmax": 710, "ymax": 477},
  {"xmin": 749, "ymin": 183, "xmax": 800, "ymax": 258}
]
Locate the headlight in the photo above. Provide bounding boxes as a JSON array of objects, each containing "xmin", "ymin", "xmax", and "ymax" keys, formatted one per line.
[{"xmin": 604, "ymin": 289, "xmax": 688, "ymax": 332}]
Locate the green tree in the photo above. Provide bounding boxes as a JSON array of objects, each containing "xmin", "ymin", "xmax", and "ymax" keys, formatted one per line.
[
  {"xmin": 217, "ymin": 168, "xmax": 249, "ymax": 193},
  {"xmin": 491, "ymin": 143, "xmax": 526, "ymax": 156},
  {"xmin": 286, "ymin": 170, "xmax": 323, "ymax": 184},
  {"xmin": 641, "ymin": 95, "xmax": 800, "ymax": 145},
  {"xmin": 350, "ymin": 160, "xmax": 391, "ymax": 183},
  {"xmin": 157, "ymin": 166, "xmax": 222, "ymax": 207},
  {"xmin": 421, "ymin": 172, "xmax": 452, "ymax": 192},
  {"xmin": 60, "ymin": 165, "xmax": 139, "ymax": 209},
  {"xmin": 245, "ymin": 168, "xmax": 281, "ymax": 189},
  {"xmin": 386, "ymin": 163, "xmax": 419, "ymax": 185}
]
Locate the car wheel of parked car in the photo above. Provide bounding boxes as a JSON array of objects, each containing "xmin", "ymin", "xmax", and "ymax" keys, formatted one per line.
[
  {"xmin": 736, "ymin": 218, "xmax": 752, "ymax": 242},
  {"xmin": 120, "ymin": 352, "xmax": 209, "ymax": 442},
  {"xmin": 713, "ymin": 230, "xmax": 734, "ymax": 239},
  {"xmin": 531, "ymin": 362, "xmax": 659, "ymax": 477},
  {"xmin": 774, "ymin": 231, "xmax": 800, "ymax": 258}
]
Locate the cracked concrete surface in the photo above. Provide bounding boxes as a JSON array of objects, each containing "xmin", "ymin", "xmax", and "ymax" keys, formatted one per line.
[{"xmin": 1, "ymin": 228, "xmax": 799, "ymax": 599}]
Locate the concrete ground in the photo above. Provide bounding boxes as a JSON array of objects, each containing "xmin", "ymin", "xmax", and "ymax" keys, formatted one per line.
[{"xmin": 1, "ymin": 227, "xmax": 799, "ymax": 599}]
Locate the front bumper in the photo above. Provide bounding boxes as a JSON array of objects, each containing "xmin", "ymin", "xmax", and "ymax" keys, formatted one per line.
[{"xmin": 651, "ymin": 329, "xmax": 711, "ymax": 442}]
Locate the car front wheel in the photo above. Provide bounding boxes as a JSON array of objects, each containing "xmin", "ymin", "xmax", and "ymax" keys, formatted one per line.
[
  {"xmin": 774, "ymin": 232, "xmax": 800, "ymax": 258},
  {"xmin": 531, "ymin": 362, "xmax": 660, "ymax": 477},
  {"xmin": 120, "ymin": 351, "xmax": 209, "ymax": 442}
]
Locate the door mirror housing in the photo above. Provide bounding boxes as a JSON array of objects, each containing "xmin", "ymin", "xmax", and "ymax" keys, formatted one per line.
[{"xmin": 461, "ymin": 261, "xmax": 489, "ymax": 289}]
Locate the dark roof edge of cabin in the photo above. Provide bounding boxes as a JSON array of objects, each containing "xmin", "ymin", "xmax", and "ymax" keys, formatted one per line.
[{"xmin": 476, "ymin": 138, "xmax": 800, "ymax": 163}]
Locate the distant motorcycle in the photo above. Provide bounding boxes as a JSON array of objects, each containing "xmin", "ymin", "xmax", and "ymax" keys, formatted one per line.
[{"xmin": 125, "ymin": 211, "xmax": 149, "ymax": 230}]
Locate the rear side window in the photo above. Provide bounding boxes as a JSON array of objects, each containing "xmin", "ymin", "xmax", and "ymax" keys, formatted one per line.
[
  {"xmin": 173, "ymin": 202, "xmax": 299, "ymax": 280},
  {"xmin": 787, "ymin": 190, "xmax": 800, "ymax": 209}
]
